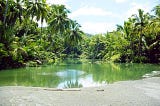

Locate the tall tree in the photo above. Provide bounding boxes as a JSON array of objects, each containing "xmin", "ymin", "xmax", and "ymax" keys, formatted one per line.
[
  {"xmin": 153, "ymin": 4, "xmax": 160, "ymax": 17},
  {"xmin": 24, "ymin": 0, "xmax": 48, "ymax": 45},
  {"xmin": 25, "ymin": 0, "xmax": 48, "ymax": 27},
  {"xmin": 116, "ymin": 18, "xmax": 137, "ymax": 62},
  {"xmin": 132, "ymin": 9, "xmax": 150, "ymax": 61},
  {"xmin": 65, "ymin": 20, "xmax": 83, "ymax": 46},
  {"xmin": 144, "ymin": 4, "xmax": 160, "ymax": 63},
  {"xmin": 48, "ymin": 5, "xmax": 70, "ymax": 36}
]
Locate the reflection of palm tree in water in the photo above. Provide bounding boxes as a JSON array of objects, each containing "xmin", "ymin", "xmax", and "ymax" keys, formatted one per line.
[
  {"xmin": 57, "ymin": 69, "xmax": 84, "ymax": 88},
  {"xmin": 64, "ymin": 70, "xmax": 83, "ymax": 88},
  {"xmin": 64, "ymin": 80, "xmax": 82, "ymax": 88}
]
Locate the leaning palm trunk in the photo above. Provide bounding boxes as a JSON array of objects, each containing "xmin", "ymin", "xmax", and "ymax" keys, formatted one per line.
[
  {"xmin": 3, "ymin": 0, "xmax": 8, "ymax": 24},
  {"xmin": 138, "ymin": 27, "xmax": 143, "ymax": 62},
  {"xmin": 130, "ymin": 35, "xmax": 134, "ymax": 62},
  {"xmin": 40, "ymin": 19, "xmax": 43, "ymax": 45}
]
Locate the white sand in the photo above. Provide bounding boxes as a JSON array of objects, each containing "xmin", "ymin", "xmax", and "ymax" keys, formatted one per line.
[{"xmin": 0, "ymin": 77, "xmax": 160, "ymax": 106}]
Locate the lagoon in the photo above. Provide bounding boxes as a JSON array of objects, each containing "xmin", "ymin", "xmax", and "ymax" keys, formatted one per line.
[{"xmin": 0, "ymin": 60, "xmax": 159, "ymax": 88}]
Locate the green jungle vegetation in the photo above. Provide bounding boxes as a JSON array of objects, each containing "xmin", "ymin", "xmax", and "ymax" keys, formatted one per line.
[{"xmin": 0, "ymin": 0, "xmax": 160, "ymax": 70}]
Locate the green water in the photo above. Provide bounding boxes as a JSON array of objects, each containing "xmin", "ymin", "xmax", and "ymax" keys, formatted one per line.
[{"xmin": 0, "ymin": 60, "xmax": 159, "ymax": 88}]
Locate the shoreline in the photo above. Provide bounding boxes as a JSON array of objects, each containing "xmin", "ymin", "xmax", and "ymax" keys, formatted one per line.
[{"xmin": 0, "ymin": 77, "xmax": 160, "ymax": 106}]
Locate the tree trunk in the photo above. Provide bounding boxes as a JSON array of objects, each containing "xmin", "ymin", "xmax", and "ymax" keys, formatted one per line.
[
  {"xmin": 3, "ymin": 0, "xmax": 9, "ymax": 24},
  {"xmin": 138, "ymin": 27, "xmax": 143, "ymax": 62}
]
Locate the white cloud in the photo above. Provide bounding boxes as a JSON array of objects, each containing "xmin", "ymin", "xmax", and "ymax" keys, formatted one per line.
[
  {"xmin": 81, "ymin": 22, "xmax": 116, "ymax": 34},
  {"xmin": 115, "ymin": 0, "xmax": 127, "ymax": 3},
  {"xmin": 46, "ymin": 0, "xmax": 71, "ymax": 9},
  {"xmin": 47, "ymin": 0, "xmax": 68, "ymax": 5},
  {"xmin": 69, "ymin": 6, "xmax": 114, "ymax": 18},
  {"xmin": 125, "ymin": 2, "xmax": 151, "ymax": 19}
]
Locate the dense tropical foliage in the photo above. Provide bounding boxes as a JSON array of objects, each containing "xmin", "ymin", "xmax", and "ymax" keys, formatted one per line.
[{"xmin": 0, "ymin": 0, "xmax": 159, "ymax": 70}]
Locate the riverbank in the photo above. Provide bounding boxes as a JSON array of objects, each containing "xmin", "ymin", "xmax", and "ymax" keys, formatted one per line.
[{"xmin": 0, "ymin": 77, "xmax": 160, "ymax": 106}]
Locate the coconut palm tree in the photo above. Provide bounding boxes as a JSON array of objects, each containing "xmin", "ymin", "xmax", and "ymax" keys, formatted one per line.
[
  {"xmin": 1, "ymin": 0, "xmax": 23, "ymax": 26},
  {"xmin": 153, "ymin": 4, "xmax": 160, "ymax": 17},
  {"xmin": 0, "ymin": 0, "xmax": 23, "ymax": 45},
  {"xmin": 25, "ymin": 0, "xmax": 48, "ymax": 27},
  {"xmin": 48, "ymin": 5, "xmax": 70, "ymax": 36},
  {"xmin": 65, "ymin": 20, "xmax": 83, "ymax": 46},
  {"xmin": 116, "ymin": 18, "xmax": 137, "ymax": 62},
  {"xmin": 116, "ymin": 21, "xmax": 132, "ymax": 38},
  {"xmin": 62, "ymin": 20, "xmax": 83, "ymax": 57},
  {"xmin": 24, "ymin": 0, "xmax": 48, "ymax": 45},
  {"xmin": 132, "ymin": 9, "xmax": 150, "ymax": 61},
  {"xmin": 143, "ymin": 4, "xmax": 160, "ymax": 63}
]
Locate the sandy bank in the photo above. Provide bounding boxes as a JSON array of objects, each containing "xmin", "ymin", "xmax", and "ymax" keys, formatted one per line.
[{"xmin": 0, "ymin": 77, "xmax": 160, "ymax": 106}]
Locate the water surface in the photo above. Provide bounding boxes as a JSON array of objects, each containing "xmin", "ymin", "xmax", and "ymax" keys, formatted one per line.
[{"xmin": 0, "ymin": 60, "xmax": 159, "ymax": 88}]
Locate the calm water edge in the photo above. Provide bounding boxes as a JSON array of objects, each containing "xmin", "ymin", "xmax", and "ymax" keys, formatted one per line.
[{"xmin": 0, "ymin": 59, "xmax": 159, "ymax": 88}]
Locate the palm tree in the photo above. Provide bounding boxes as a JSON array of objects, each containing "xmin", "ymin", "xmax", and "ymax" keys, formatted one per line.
[
  {"xmin": 25, "ymin": 0, "xmax": 48, "ymax": 26},
  {"xmin": 143, "ymin": 4, "xmax": 160, "ymax": 63},
  {"xmin": 116, "ymin": 21, "xmax": 132, "ymax": 38},
  {"xmin": 24, "ymin": 0, "xmax": 48, "ymax": 45},
  {"xmin": 39, "ymin": 1, "xmax": 48, "ymax": 34},
  {"xmin": 48, "ymin": 5, "xmax": 70, "ymax": 36},
  {"xmin": 153, "ymin": 4, "xmax": 160, "ymax": 17},
  {"xmin": 116, "ymin": 18, "xmax": 136, "ymax": 62},
  {"xmin": 132, "ymin": 9, "xmax": 150, "ymax": 61},
  {"xmin": 0, "ymin": 0, "xmax": 23, "ymax": 45},
  {"xmin": 150, "ymin": 4, "xmax": 160, "ymax": 33},
  {"xmin": 65, "ymin": 20, "xmax": 83, "ymax": 46},
  {"xmin": 1, "ymin": 0, "xmax": 23, "ymax": 26}
]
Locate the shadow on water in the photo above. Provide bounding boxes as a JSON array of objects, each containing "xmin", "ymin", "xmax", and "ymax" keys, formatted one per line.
[{"xmin": 0, "ymin": 59, "xmax": 159, "ymax": 88}]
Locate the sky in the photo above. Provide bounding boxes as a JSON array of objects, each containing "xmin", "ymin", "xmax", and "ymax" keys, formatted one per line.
[{"xmin": 46, "ymin": 0, "xmax": 158, "ymax": 34}]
